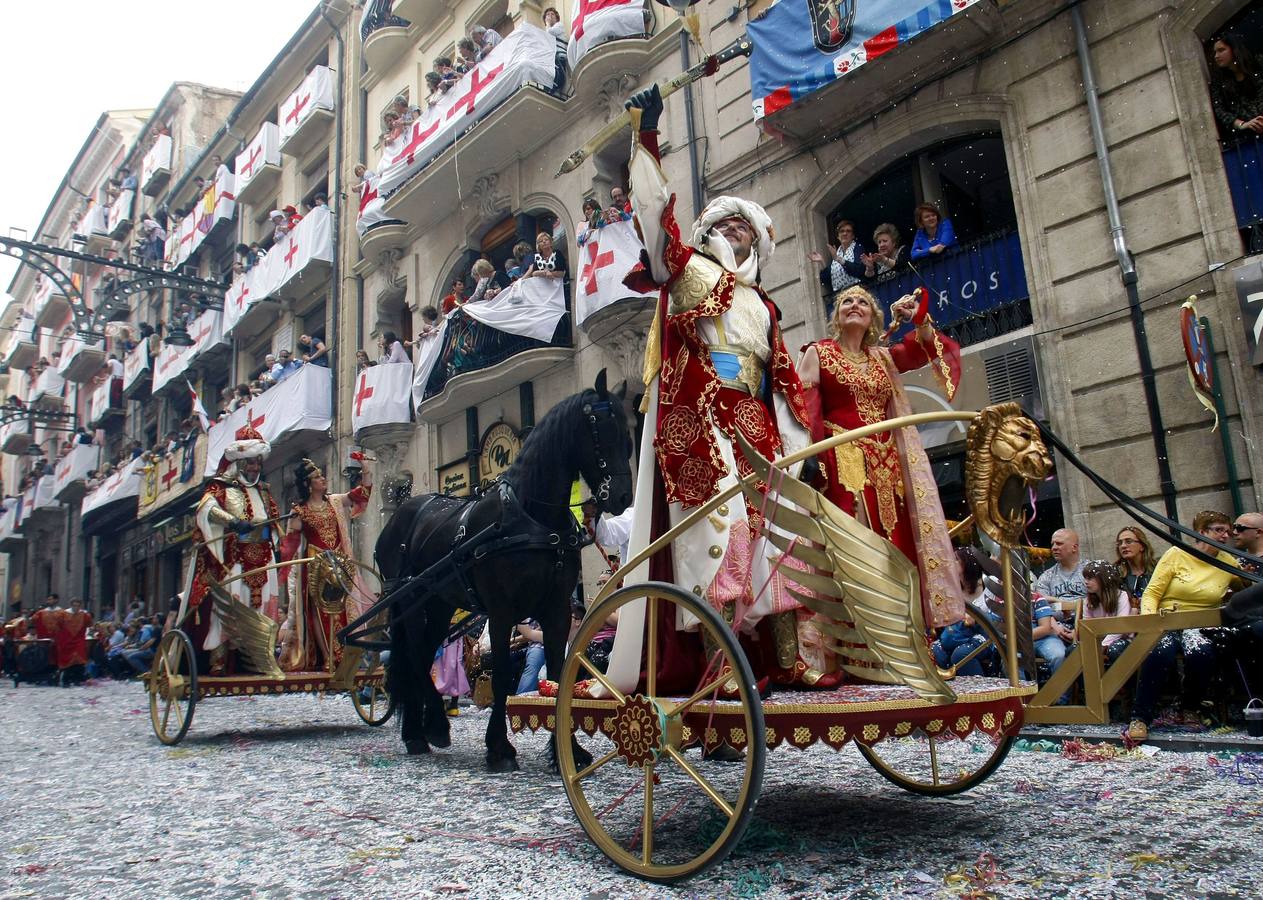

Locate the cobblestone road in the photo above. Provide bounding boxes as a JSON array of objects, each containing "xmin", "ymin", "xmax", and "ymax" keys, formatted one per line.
[{"xmin": 2, "ymin": 680, "xmax": 1261, "ymax": 899}]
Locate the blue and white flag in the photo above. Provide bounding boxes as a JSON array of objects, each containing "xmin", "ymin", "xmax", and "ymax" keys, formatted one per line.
[{"xmin": 749, "ymin": 0, "xmax": 981, "ymax": 123}]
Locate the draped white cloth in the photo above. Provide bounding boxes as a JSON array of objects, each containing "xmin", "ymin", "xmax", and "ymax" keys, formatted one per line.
[
  {"xmin": 567, "ymin": 0, "xmax": 648, "ymax": 69},
  {"xmin": 461, "ymin": 275, "xmax": 566, "ymax": 341}
]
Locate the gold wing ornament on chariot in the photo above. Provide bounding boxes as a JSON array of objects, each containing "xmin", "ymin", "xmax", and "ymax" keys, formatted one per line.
[
  {"xmin": 208, "ymin": 583, "xmax": 285, "ymax": 678},
  {"xmin": 733, "ymin": 433, "xmax": 957, "ymax": 705}
]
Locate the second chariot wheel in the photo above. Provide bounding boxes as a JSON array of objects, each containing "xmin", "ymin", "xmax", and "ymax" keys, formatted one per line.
[
  {"xmin": 556, "ymin": 582, "xmax": 765, "ymax": 883},
  {"xmin": 351, "ymin": 653, "xmax": 395, "ymax": 726},
  {"xmin": 148, "ymin": 630, "xmax": 198, "ymax": 746},
  {"xmin": 857, "ymin": 611, "xmax": 1018, "ymax": 796}
]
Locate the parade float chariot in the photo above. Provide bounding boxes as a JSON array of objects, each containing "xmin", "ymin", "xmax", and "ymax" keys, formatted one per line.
[
  {"xmin": 143, "ymin": 549, "xmax": 393, "ymax": 745},
  {"xmin": 503, "ymin": 403, "xmax": 1057, "ymax": 882}
]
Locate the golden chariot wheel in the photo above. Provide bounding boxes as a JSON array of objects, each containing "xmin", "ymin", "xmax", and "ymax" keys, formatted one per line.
[
  {"xmin": 856, "ymin": 611, "xmax": 1018, "ymax": 796},
  {"xmin": 148, "ymin": 630, "xmax": 198, "ymax": 746},
  {"xmin": 351, "ymin": 651, "xmax": 395, "ymax": 726},
  {"xmin": 556, "ymin": 582, "xmax": 766, "ymax": 883}
]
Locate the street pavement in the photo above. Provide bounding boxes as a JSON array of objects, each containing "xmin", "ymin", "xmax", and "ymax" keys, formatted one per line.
[{"xmin": 2, "ymin": 679, "xmax": 1261, "ymax": 899}]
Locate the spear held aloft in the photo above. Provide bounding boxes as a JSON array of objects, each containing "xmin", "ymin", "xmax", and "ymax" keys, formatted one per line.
[{"xmin": 554, "ymin": 35, "xmax": 752, "ymax": 177}]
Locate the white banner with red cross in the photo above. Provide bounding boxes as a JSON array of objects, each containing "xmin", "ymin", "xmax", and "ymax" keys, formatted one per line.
[
  {"xmin": 169, "ymin": 211, "xmax": 198, "ymax": 267},
  {"xmin": 351, "ymin": 362, "xmax": 413, "ymax": 434},
  {"xmin": 375, "ymin": 25, "xmax": 555, "ymax": 196},
  {"xmin": 81, "ymin": 456, "xmax": 144, "ymax": 519},
  {"xmin": 279, "ymin": 65, "xmax": 335, "ymax": 146},
  {"xmin": 462, "ymin": 274, "xmax": 567, "ymax": 340},
  {"xmin": 151, "ymin": 308, "xmax": 225, "ymax": 394},
  {"xmin": 235, "ymin": 122, "xmax": 281, "ymax": 196},
  {"xmin": 54, "ymin": 442, "xmax": 100, "ymax": 499},
  {"xmin": 567, "ymin": 0, "xmax": 648, "ymax": 69},
  {"xmin": 575, "ymin": 219, "xmax": 656, "ymax": 324},
  {"xmin": 223, "ymin": 206, "xmax": 334, "ymax": 335},
  {"xmin": 141, "ymin": 134, "xmax": 172, "ymax": 189},
  {"xmin": 123, "ymin": 341, "xmax": 149, "ymax": 393},
  {"xmin": 203, "ymin": 364, "xmax": 333, "ymax": 476},
  {"xmin": 355, "ymin": 169, "xmax": 395, "ymax": 236},
  {"xmin": 107, "ymin": 189, "xmax": 134, "ymax": 234}
]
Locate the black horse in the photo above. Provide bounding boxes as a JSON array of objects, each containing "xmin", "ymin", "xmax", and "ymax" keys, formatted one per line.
[{"xmin": 376, "ymin": 370, "xmax": 633, "ymax": 771}]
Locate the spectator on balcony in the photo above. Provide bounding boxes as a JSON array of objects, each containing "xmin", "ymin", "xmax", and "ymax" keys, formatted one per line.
[
  {"xmin": 106, "ymin": 354, "xmax": 124, "ymax": 380},
  {"xmin": 209, "ymin": 154, "xmax": 230, "ymax": 184},
  {"xmin": 442, "ymin": 278, "xmax": 468, "ymax": 314},
  {"xmin": 269, "ymin": 210, "xmax": 291, "ymax": 243},
  {"xmin": 457, "ymin": 38, "xmax": 480, "ymax": 71},
  {"xmin": 471, "ymin": 24, "xmax": 502, "ymax": 55},
  {"xmin": 417, "ymin": 307, "xmax": 442, "ymax": 341},
  {"xmin": 311, "ymin": 194, "xmax": 328, "ymax": 210},
  {"xmin": 355, "ymin": 350, "xmax": 377, "ymax": 372},
  {"xmin": 298, "ymin": 334, "xmax": 328, "ymax": 368},
  {"xmin": 273, "ymin": 350, "xmax": 302, "ymax": 384},
  {"xmin": 139, "ymin": 214, "xmax": 166, "ymax": 264},
  {"xmin": 424, "ymin": 72, "xmax": 444, "ymax": 108},
  {"xmin": 229, "ymin": 383, "xmax": 251, "ymax": 411},
  {"xmin": 861, "ymin": 223, "xmax": 907, "ymax": 282},
  {"xmin": 544, "ymin": 7, "xmax": 568, "ymax": 91},
  {"xmin": 435, "ymin": 57, "xmax": 459, "ymax": 86},
  {"xmin": 468, "ymin": 259, "xmax": 508, "ymax": 303},
  {"xmin": 525, "ymin": 232, "xmax": 568, "ymax": 284},
  {"xmin": 380, "ymin": 331, "xmax": 413, "ymax": 364},
  {"xmin": 391, "ymin": 95, "xmax": 421, "ymax": 126},
  {"xmin": 910, "ymin": 203, "xmax": 956, "ymax": 260},
  {"xmin": 808, "ymin": 219, "xmax": 866, "ymax": 292},
  {"xmin": 249, "ymin": 380, "xmax": 265, "ymax": 398},
  {"xmin": 1210, "ymin": 33, "xmax": 1263, "ymax": 139},
  {"xmin": 120, "ymin": 168, "xmax": 137, "ymax": 191},
  {"xmin": 608, "ymin": 186, "xmax": 632, "ymax": 221},
  {"xmin": 283, "ymin": 205, "xmax": 302, "ymax": 229},
  {"xmin": 260, "ymin": 354, "xmax": 278, "ymax": 387},
  {"xmin": 381, "ymin": 110, "xmax": 405, "ymax": 147},
  {"xmin": 577, "ymin": 197, "xmax": 603, "ymax": 247}
]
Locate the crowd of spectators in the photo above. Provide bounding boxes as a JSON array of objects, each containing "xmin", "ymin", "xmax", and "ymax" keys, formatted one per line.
[{"xmin": 809, "ymin": 202, "xmax": 957, "ymax": 290}]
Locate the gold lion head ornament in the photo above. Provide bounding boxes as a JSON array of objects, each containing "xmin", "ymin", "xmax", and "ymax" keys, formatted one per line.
[{"xmin": 964, "ymin": 403, "xmax": 1053, "ymax": 548}]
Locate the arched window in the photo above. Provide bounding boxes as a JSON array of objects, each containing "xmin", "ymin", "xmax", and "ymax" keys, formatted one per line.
[{"xmin": 820, "ymin": 132, "xmax": 1030, "ymax": 346}]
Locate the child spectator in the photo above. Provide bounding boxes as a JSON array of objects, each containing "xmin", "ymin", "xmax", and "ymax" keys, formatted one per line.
[
  {"xmin": 1080, "ymin": 559, "xmax": 1135, "ymax": 666},
  {"xmin": 417, "ymin": 307, "xmax": 441, "ymax": 339}
]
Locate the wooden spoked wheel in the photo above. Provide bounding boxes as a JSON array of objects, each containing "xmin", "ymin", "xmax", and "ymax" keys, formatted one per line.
[
  {"xmin": 351, "ymin": 653, "xmax": 395, "ymax": 726},
  {"xmin": 857, "ymin": 612, "xmax": 1017, "ymax": 796},
  {"xmin": 148, "ymin": 630, "xmax": 198, "ymax": 746},
  {"xmin": 556, "ymin": 582, "xmax": 765, "ymax": 883}
]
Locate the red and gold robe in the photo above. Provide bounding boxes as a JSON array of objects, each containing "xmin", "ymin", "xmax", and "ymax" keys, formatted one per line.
[{"xmin": 55, "ymin": 609, "xmax": 93, "ymax": 669}]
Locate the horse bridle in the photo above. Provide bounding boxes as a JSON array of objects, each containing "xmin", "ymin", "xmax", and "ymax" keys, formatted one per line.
[{"xmin": 582, "ymin": 399, "xmax": 615, "ymax": 505}]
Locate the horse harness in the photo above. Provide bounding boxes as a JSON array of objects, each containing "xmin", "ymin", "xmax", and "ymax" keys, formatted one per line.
[{"xmin": 338, "ymin": 481, "xmax": 588, "ymax": 651}]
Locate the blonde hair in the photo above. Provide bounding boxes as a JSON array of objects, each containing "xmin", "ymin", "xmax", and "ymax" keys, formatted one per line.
[
  {"xmin": 828, "ymin": 285, "xmax": 885, "ymax": 348},
  {"xmin": 471, "ymin": 258, "xmax": 495, "ymax": 279}
]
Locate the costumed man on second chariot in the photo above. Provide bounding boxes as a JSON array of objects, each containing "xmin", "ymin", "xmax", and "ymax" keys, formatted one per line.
[
  {"xmin": 278, "ymin": 458, "xmax": 373, "ymax": 672},
  {"xmin": 600, "ymin": 84, "xmax": 840, "ymax": 695},
  {"xmin": 178, "ymin": 423, "xmax": 282, "ymax": 675}
]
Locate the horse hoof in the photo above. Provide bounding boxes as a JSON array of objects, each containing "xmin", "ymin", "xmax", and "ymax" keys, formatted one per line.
[
  {"xmin": 427, "ymin": 730, "xmax": 452, "ymax": 750},
  {"xmin": 405, "ymin": 740, "xmax": 431, "ymax": 755},
  {"xmin": 487, "ymin": 755, "xmax": 520, "ymax": 773}
]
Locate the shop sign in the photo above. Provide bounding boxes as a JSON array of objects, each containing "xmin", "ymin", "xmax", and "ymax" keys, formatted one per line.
[{"xmin": 479, "ymin": 423, "xmax": 520, "ymax": 485}]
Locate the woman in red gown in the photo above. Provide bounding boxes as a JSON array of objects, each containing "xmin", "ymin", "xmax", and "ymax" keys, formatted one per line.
[
  {"xmin": 798, "ymin": 285, "xmax": 964, "ymax": 681},
  {"xmin": 279, "ymin": 459, "xmax": 373, "ymax": 671}
]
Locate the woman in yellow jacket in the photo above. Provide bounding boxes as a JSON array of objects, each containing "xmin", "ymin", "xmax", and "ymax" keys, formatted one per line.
[{"xmin": 1128, "ymin": 511, "xmax": 1244, "ymax": 741}]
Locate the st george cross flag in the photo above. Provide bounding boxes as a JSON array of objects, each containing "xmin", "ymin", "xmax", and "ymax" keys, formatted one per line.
[
  {"xmin": 351, "ymin": 363, "xmax": 413, "ymax": 434},
  {"xmin": 375, "ymin": 25, "xmax": 555, "ymax": 197},
  {"xmin": 279, "ymin": 65, "xmax": 335, "ymax": 146},
  {"xmin": 575, "ymin": 219, "xmax": 656, "ymax": 324},
  {"xmin": 461, "ymin": 275, "xmax": 567, "ymax": 341},
  {"xmin": 203, "ymin": 365, "xmax": 333, "ymax": 476},
  {"xmin": 749, "ymin": 0, "xmax": 982, "ymax": 123},
  {"xmin": 187, "ymin": 380, "xmax": 211, "ymax": 432},
  {"xmin": 235, "ymin": 122, "xmax": 281, "ymax": 196},
  {"xmin": 567, "ymin": 0, "xmax": 648, "ymax": 70},
  {"xmin": 356, "ymin": 170, "xmax": 398, "ymax": 236}
]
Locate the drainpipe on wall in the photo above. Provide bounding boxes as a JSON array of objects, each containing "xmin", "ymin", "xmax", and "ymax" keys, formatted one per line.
[
  {"xmin": 1070, "ymin": 3, "xmax": 1178, "ymax": 520},
  {"xmin": 320, "ymin": 2, "xmax": 346, "ymax": 447},
  {"xmin": 679, "ymin": 32, "xmax": 704, "ymax": 216}
]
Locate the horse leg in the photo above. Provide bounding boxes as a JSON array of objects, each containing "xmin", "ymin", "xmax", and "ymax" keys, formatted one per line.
[
  {"xmin": 485, "ymin": 615, "xmax": 519, "ymax": 773},
  {"xmin": 390, "ymin": 616, "xmax": 430, "ymax": 755},
  {"xmin": 539, "ymin": 597, "xmax": 592, "ymax": 775},
  {"xmin": 419, "ymin": 610, "xmax": 452, "ymax": 749}
]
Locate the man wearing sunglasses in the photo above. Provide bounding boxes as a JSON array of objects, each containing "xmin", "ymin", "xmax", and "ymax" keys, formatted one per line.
[{"xmin": 1232, "ymin": 514, "xmax": 1263, "ymax": 574}]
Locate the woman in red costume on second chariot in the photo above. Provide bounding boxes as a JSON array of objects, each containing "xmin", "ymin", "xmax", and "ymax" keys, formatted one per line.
[{"xmin": 798, "ymin": 284, "xmax": 965, "ymax": 680}]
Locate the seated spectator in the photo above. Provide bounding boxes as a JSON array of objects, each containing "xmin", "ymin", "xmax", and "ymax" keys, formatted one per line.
[
  {"xmin": 1209, "ymin": 33, "xmax": 1263, "ymax": 138},
  {"xmin": 1034, "ymin": 528, "xmax": 1087, "ymax": 610},
  {"xmin": 524, "ymin": 231, "xmax": 568, "ymax": 281},
  {"xmin": 1233, "ymin": 512, "xmax": 1263, "ymax": 575},
  {"xmin": 808, "ymin": 219, "xmax": 866, "ymax": 292},
  {"xmin": 297, "ymin": 334, "xmax": 328, "ymax": 367},
  {"xmin": 1128, "ymin": 510, "xmax": 1246, "ymax": 741},
  {"xmin": 125, "ymin": 619, "xmax": 160, "ymax": 674},
  {"xmin": 932, "ymin": 549, "xmax": 1000, "ymax": 677},
  {"xmin": 543, "ymin": 7, "xmax": 568, "ymax": 92},
  {"xmin": 380, "ymin": 331, "xmax": 413, "ymax": 364},
  {"xmin": 861, "ymin": 223, "xmax": 907, "ymax": 281},
  {"xmin": 1080, "ymin": 559, "xmax": 1135, "ymax": 666},
  {"xmin": 1115, "ymin": 526, "xmax": 1157, "ymax": 604},
  {"xmin": 355, "ymin": 350, "xmax": 377, "ymax": 372},
  {"xmin": 910, "ymin": 202, "xmax": 956, "ymax": 260},
  {"xmin": 471, "ymin": 24, "xmax": 502, "ymax": 55},
  {"xmin": 513, "ymin": 619, "xmax": 546, "ymax": 694},
  {"xmin": 1031, "ymin": 590, "xmax": 1066, "ymax": 679},
  {"xmin": 442, "ymin": 278, "xmax": 467, "ymax": 313},
  {"xmin": 105, "ymin": 621, "xmax": 134, "ymax": 679}
]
